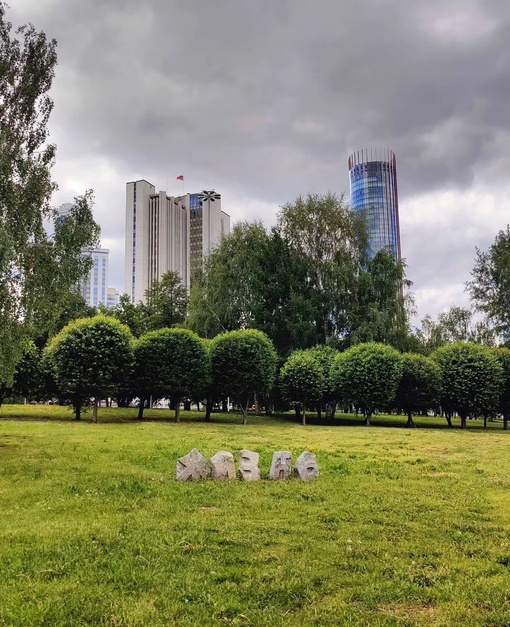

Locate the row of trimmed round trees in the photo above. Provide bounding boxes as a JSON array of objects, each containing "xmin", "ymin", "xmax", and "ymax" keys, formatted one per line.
[
  {"xmin": 44, "ymin": 316, "xmax": 278, "ymax": 423},
  {"xmin": 280, "ymin": 341, "xmax": 510, "ymax": 428},
  {"xmin": 42, "ymin": 315, "xmax": 510, "ymax": 429}
]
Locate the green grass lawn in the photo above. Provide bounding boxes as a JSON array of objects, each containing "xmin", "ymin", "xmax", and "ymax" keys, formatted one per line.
[{"xmin": 1, "ymin": 406, "xmax": 510, "ymax": 626}]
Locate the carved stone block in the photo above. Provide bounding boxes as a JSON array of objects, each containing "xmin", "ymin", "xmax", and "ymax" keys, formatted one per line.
[
  {"xmin": 238, "ymin": 449, "xmax": 260, "ymax": 481},
  {"xmin": 176, "ymin": 448, "xmax": 210, "ymax": 481},
  {"xmin": 294, "ymin": 451, "xmax": 319, "ymax": 480},
  {"xmin": 210, "ymin": 451, "xmax": 236, "ymax": 480},
  {"xmin": 269, "ymin": 451, "xmax": 292, "ymax": 480}
]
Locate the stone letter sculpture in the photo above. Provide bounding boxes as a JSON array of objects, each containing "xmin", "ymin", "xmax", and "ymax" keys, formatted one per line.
[
  {"xmin": 210, "ymin": 451, "xmax": 236, "ymax": 480},
  {"xmin": 269, "ymin": 451, "xmax": 292, "ymax": 480},
  {"xmin": 294, "ymin": 451, "xmax": 319, "ymax": 480},
  {"xmin": 238, "ymin": 449, "xmax": 260, "ymax": 481},
  {"xmin": 176, "ymin": 448, "xmax": 210, "ymax": 481}
]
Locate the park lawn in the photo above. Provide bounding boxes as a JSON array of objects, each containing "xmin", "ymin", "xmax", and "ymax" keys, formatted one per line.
[{"xmin": 0, "ymin": 408, "xmax": 510, "ymax": 626}]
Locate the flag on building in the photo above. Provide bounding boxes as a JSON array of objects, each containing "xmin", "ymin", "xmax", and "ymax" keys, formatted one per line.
[{"xmin": 176, "ymin": 175, "xmax": 184, "ymax": 181}]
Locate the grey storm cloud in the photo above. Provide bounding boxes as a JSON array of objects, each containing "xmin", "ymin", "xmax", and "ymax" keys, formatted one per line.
[{"xmin": 11, "ymin": 0, "xmax": 510, "ymax": 320}]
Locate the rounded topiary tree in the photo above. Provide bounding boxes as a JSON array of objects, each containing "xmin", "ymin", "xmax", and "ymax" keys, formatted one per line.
[
  {"xmin": 134, "ymin": 328, "xmax": 208, "ymax": 422},
  {"xmin": 394, "ymin": 353, "xmax": 441, "ymax": 428},
  {"xmin": 305, "ymin": 345, "xmax": 338, "ymax": 420},
  {"xmin": 493, "ymin": 347, "xmax": 510, "ymax": 430},
  {"xmin": 210, "ymin": 329, "xmax": 277, "ymax": 425},
  {"xmin": 433, "ymin": 342, "xmax": 503, "ymax": 428},
  {"xmin": 45, "ymin": 315, "xmax": 134, "ymax": 421},
  {"xmin": 330, "ymin": 342, "xmax": 402, "ymax": 425},
  {"xmin": 197, "ymin": 337, "xmax": 215, "ymax": 422},
  {"xmin": 280, "ymin": 350, "xmax": 325, "ymax": 426}
]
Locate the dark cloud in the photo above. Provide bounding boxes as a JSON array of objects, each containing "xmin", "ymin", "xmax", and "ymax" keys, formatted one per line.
[{"xmin": 11, "ymin": 0, "xmax": 510, "ymax": 318}]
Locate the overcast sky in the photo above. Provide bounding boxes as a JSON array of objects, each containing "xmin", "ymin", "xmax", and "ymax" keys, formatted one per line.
[{"xmin": 12, "ymin": 0, "xmax": 510, "ymax": 326}]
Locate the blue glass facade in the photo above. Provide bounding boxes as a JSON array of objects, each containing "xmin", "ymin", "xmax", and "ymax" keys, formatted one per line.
[{"xmin": 348, "ymin": 149, "xmax": 401, "ymax": 260}]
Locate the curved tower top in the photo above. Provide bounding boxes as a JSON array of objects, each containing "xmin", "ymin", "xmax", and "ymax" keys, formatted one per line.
[{"xmin": 348, "ymin": 148, "xmax": 401, "ymax": 261}]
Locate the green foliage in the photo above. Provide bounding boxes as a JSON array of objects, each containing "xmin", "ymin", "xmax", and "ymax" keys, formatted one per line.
[
  {"xmin": 0, "ymin": 10, "xmax": 100, "ymax": 386},
  {"xmin": 467, "ymin": 226, "xmax": 510, "ymax": 341},
  {"xmin": 330, "ymin": 342, "xmax": 403, "ymax": 424},
  {"xmin": 133, "ymin": 328, "xmax": 208, "ymax": 421},
  {"xmin": 305, "ymin": 345, "xmax": 337, "ymax": 398},
  {"xmin": 280, "ymin": 351, "xmax": 324, "ymax": 425},
  {"xmin": 144, "ymin": 270, "xmax": 188, "ymax": 331},
  {"xmin": 187, "ymin": 223, "xmax": 318, "ymax": 354},
  {"xmin": 277, "ymin": 192, "xmax": 368, "ymax": 343},
  {"xmin": 188, "ymin": 195, "xmax": 413, "ymax": 356},
  {"xmin": 349, "ymin": 249, "xmax": 414, "ymax": 350},
  {"xmin": 492, "ymin": 347, "xmax": 510, "ymax": 429},
  {"xmin": 45, "ymin": 315, "xmax": 134, "ymax": 420},
  {"xmin": 249, "ymin": 229, "xmax": 320, "ymax": 355},
  {"xmin": 433, "ymin": 342, "xmax": 503, "ymax": 428},
  {"xmin": 394, "ymin": 353, "xmax": 441, "ymax": 427},
  {"xmin": 210, "ymin": 329, "xmax": 277, "ymax": 423},
  {"xmin": 416, "ymin": 305, "xmax": 496, "ymax": 352},
  {"xmin": 109, "ymin": 293, "xmax": 149, "ymax": 338},
  {"xmin": 187, "ymin": 221, "xmax": 269, "ymax": 337},
  {"xmin": 0, "ymin": 340, "xmax": 44, "ymax": 403},
  {"xmin": 303, "ymin": 345, "xmax": 339, "ymax": 419},
  {"xmin": 32, "ymin": 292, "xmax": 97, "ymax": 349}
]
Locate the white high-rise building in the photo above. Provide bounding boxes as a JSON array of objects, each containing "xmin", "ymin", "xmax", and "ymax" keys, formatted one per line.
[
  {"xmin": 189, "ymin": 191, "xmax": 230, "ymax": 271},
  {"xmin": 125, "ymin": 180, "xmax": 230, "ymax": 303},
  {"xmin": 79, "ymin": 249, "xmax": 109, "ymax": 308},
  {"xmin": 56, "ymin": 203, "xmax": 111, "ymax": 309},
  {"xmin": 107, "ymin": 287, "xmax": 120, "ymax": 310}
]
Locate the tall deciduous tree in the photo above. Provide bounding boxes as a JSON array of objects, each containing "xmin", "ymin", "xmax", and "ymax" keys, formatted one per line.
[
  {"xmin": 466, "ymin": 226, "xmax": 510, "ymax": 341},
  {"xmin": 144, "ymin": 270, "xmax": 188, "ymax": 331},
  {"xmin": 349, "ymin": 249, "xmax": 414, "ymax": 351},
  {"xmin": 433, "ymin": 342, "xmax": 503, "ymax": 429},
  {"xmin": 108, "ymin": 294, "xmax": 149, "ymax": 338},
  {"xmin": 416, "ymin": 306, "xmax": 496, "ymax": 352},
  {"xmin": 0, "ymin": 8, "xmax": 99, "ymax": 386},
  {"xmin": 330, "ymin": 342, "xmax": 402, "ymax": 425},
  {"xmin": 45, "ymin": 316, "xmax": 134, "ymax": 421},
  {"xmin": 210, "ymin": 329, "xmax": 277, "ymax": 424},
  {"xmin": 277, "ymin": 192, "xmax": 368, "ymax": 344},
  {"xmin": 187, "ymin": 221, "xmax": 270, "ymax": 337},
  {"xmin": 187, "ymin": 224, "xmax": 318, "ymax": 355}
]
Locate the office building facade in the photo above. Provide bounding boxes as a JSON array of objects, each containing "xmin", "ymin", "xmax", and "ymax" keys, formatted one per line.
[
  {"xmin": 107, "ymin": 287, "xmax": 120, "ymax": 310},
  {"xmin": 57, "ymin": 203, "xmax": 114, "ymax": 309},
  {"xmin": 189, "ymin": 191, "xmax": 230, "ymax": 271},
  {"xmin": 125, "ymin": 180, "xmax": 230, "ymax": 303},
  {"xmin": 78, "ymin": 249, "xmax": 109, "ymax": 308},
  {"xmin": 348, "ymin": 148, "xmax": 401, "ymax": 260}
]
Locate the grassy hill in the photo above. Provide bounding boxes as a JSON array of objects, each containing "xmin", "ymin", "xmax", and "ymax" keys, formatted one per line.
[{"xmin": 1, "ymin": 406, "xmax": 509, "ymax": 625}]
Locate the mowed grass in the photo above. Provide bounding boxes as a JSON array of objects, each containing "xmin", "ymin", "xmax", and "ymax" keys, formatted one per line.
[{"xmin": 1, "ymin": 407, "xmax": 510, "ymax": 626}]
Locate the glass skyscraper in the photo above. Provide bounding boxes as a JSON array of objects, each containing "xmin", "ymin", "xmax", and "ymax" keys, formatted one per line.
[{"xmin": 348, "ymin": 148, "xmax": 401, "ymax": 260}]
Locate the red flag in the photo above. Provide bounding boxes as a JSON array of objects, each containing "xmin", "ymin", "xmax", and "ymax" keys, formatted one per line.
[{"xmin": 176, "ymin": 175, "xmax": 184, "ymax": 181}]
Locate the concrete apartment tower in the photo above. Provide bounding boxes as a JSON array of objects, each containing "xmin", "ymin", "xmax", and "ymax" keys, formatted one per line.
[{"xmin": 125, "ymin": 180, "xmax": 230, "ymax": 304}]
